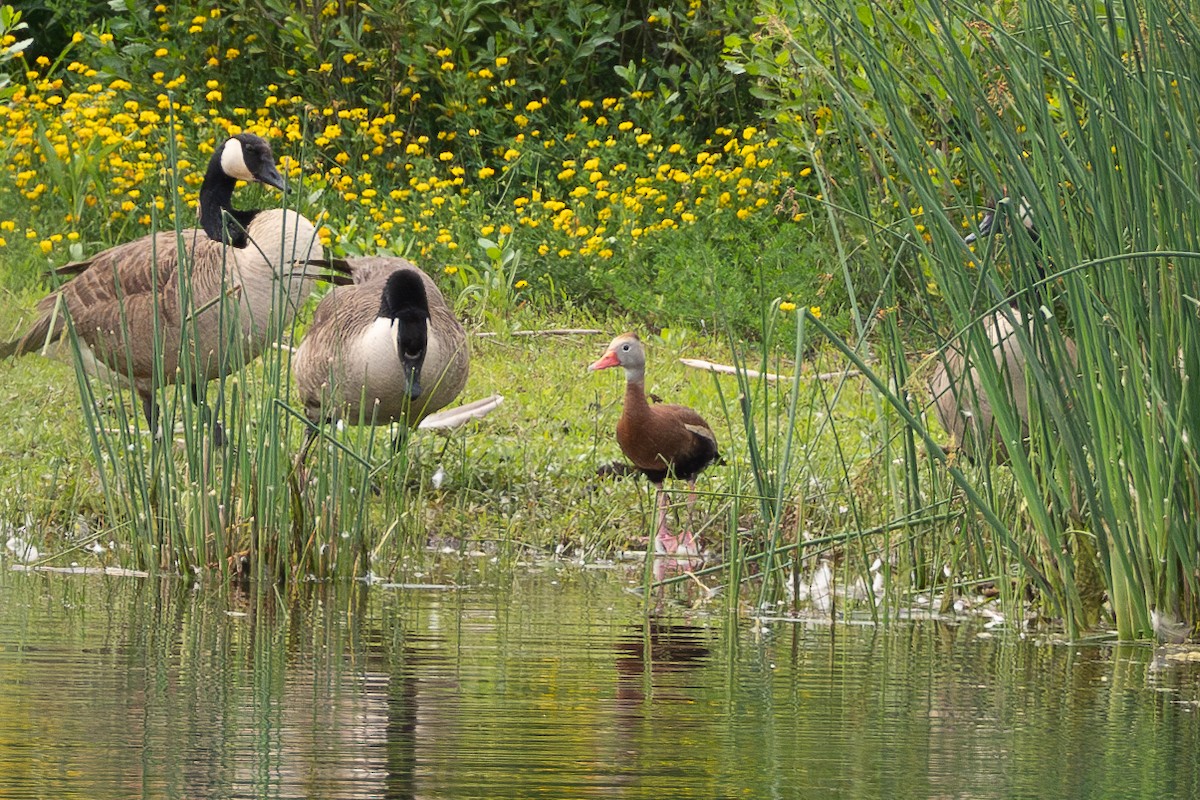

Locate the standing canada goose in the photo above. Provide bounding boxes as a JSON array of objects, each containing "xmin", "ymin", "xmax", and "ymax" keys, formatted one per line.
[
  {"xmin": 589, "ymin": 333, "xmax": 719, "ymax": 556},
  {"xmin": 292, "ymin": 257, "xmax": 469, "ymax": 462},
  {"xmin": 929, "ymin": 196, "xmax": 1075, "ymax": 462},
  {"xmin": 930, "ymin": 310, "xmax": 1037, "ymax": 462},
  {"xmin": 0, "ymin": 133, "xmax": 346, "ymax": 442}
]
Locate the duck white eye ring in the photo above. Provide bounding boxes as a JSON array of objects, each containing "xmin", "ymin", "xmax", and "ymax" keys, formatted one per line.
[{"xmin": 621, "ymin": 343, "xmax": 631, "ymax": 351}]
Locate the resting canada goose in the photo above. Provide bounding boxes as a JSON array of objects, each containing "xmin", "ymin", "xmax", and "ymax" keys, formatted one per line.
[
  {"xmin": 929, "ymin": 197, "xmax": 1075, "ymax": 462},
  {"xmin": 292, "ymin": 256, "xmax": 469, "ymax": 461},
  {"xmin": 0, "ymin": 133, "xmax": 347, "ymax": 442}
]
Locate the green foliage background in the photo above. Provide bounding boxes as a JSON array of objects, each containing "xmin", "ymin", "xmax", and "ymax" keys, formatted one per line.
[{"xmin": 2, "ymin": 0, "xmax": 859, "ymax": 336}]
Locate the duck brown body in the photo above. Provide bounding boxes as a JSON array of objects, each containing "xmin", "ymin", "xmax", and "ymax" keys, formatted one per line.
[{"xmin": 615, "ymin": 380, "xmax": 718, "ymax": 484}]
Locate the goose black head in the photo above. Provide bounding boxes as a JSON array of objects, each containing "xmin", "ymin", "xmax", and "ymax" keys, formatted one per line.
[
  {"xmin": 964, "ymin": 196, "xmax": 1038, "ymax": 245},
  {"xmin": 200, "ymin": 134, "xmax": 288, "ymax": 247},
  {"xmin": 222, "ymin": 133, "xmax": 288, "ymax": 192},
  {"xmin": 965, "ymin": 195, "xmax": 1051, "ymax": 305},
  {"xmin": 381, "ymin": 270, "xmax": 430, "ymax": 400}
]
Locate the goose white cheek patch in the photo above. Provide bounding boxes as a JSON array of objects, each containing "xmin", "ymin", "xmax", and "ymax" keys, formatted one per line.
[{"xmin": 220, "ymin": 139, "xmax": 255, "ymax": 182}]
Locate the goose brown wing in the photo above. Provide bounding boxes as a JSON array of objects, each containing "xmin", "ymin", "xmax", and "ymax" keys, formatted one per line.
[
  {"xmin": 345, "ymin": 255, "xmax": 420, "ymax": 285},
  {"xmin": 52, "ymin": 230, "xmax": 197, "ymax": 304},
  {"xmin": 19, "ymin": 231, "xmax": 194, "ymax": 351}
]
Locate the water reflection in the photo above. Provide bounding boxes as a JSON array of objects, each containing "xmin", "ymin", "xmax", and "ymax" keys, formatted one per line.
[
  {"xmin": 614, "ymin": 621, "xmax": 712, "ymax": 701},
  {"xmin": 1, "ymin": 567, "xmax": 1200, "ymax": 799}
]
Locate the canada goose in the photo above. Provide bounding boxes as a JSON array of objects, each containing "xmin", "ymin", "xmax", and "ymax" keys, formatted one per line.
[
  {"xmin": 0, "ymin": 134, "xmax": 347, "ymax": 442},
  {"xmin": 929, "ymin": 197, "xmax": 1075, "ymax": 462},
  {"xmin": 292, "ymin": 256, "xmax": 469, "ymax": 461},
  {"xmin": 589, "ymin": 333, "xmax": 719, "ymax": 557}
]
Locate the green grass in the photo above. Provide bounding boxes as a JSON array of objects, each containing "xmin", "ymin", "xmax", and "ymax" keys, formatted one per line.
[{"xmin": 0, "ymin": 280, "xmax": 974, "ymax": 615}]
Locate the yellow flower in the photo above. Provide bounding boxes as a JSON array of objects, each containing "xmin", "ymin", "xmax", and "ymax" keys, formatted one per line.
[
  {"xmin": 478, "ymin": 166, "xmax": 495, "ymax": 179},
  {"xmin": 444, "ymin": 265, "xmax": 458, "ymax": 275},
  {"xmin": 514, "ymin": 280, "xmax": 529, "ymax": 290},
  {"xmin": 779, "ymin": 301, "xmax": 796, "ymax": 312},
  {"xmin": 809, "ymin": 306, "xmax": 822, "ymax": 319},
  {"xmin": 495, "ymin": 56, "xmax": 509, "ymax": 67}
]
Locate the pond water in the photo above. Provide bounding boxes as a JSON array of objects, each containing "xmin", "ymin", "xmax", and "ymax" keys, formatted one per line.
[{"xmin": 1, "ymin": 561, "xmax": 1199, "ymax": 800}]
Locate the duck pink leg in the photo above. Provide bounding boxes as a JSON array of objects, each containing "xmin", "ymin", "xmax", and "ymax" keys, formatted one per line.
[
  {"xmin": 652, "ymin": 484, "xmax": 673, "ymax": 553},
  {"xmin": 653, "ymin": 483, "xmax": 699, "ymax": 557},
  {"xmin": 676, "ymin": 480, "xmax": 699, "ymax": 556}
]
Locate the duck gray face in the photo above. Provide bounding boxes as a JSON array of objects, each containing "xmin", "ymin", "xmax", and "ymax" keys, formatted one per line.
[{"xmin": 589, "ymin": 332, "xmax": 645, "ymax": 379}]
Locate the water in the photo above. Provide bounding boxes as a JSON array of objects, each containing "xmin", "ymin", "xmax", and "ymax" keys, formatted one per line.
[{"xmin": 2, "ymin": 562, "xmax": 1199, "ymax": 800}]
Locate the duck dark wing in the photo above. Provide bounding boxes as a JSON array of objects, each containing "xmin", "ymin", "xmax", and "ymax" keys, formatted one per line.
[{"xmin": 677, "ymin": 421, "xmax": 719, "ymax": 480}]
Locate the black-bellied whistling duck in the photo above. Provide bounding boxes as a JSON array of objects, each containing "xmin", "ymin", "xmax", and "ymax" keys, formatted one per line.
[{"xmin": 589, "ymin": 332, "xmax": 719, "ymax": 556}]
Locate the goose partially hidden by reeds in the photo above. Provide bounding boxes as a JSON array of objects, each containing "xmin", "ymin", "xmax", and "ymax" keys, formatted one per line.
[
  {"xmin": 589, "ymin": 332, "xmax": 719, "ymax": 557},
  {"xmin": 292, "ymin": 256, "xmax": 469, "ymax": 464},
  {"xmin": 928, "ymin": 196, "xmax": 1075, "ymax": 462},
  {"xmin": 0, "ymin": 133, "xmax": 348, "ymax": 443}
]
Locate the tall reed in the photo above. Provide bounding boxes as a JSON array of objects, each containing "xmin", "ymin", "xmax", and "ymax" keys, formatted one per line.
[
  {"xmin": 763, "ymin": 0, "xmax": 1200, "ymax": 637},
  {"xmin": 670, "ymin": 269, "xmax": 973, "ymax": 619}
]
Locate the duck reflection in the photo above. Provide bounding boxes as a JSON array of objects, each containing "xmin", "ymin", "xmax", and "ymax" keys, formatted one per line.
[{"xmin": 614, "ymin": 620, "xmax": 712, "ymax": 706}]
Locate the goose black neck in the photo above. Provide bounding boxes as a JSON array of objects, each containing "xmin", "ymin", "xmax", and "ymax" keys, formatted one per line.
[{"xmin": 199, "ymin": 153, "xmax": 257, "ymax": 248}]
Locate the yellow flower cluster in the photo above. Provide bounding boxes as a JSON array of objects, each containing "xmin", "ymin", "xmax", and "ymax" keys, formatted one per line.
[{"xmin": 1, "ymin": 52, "xmax": 795, "ymax": 269}]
